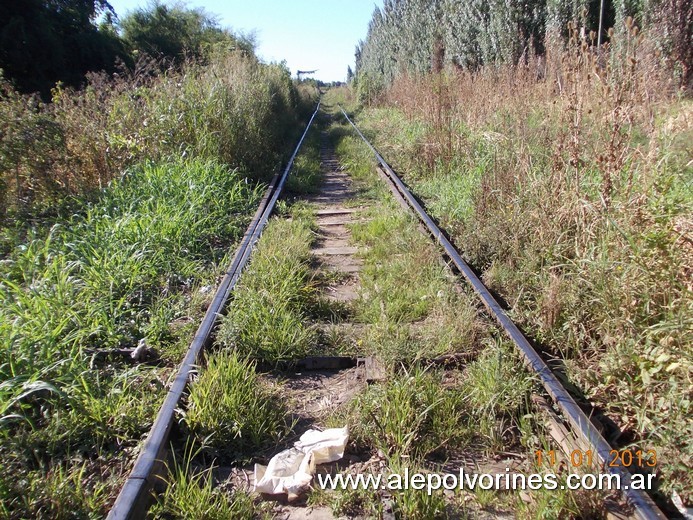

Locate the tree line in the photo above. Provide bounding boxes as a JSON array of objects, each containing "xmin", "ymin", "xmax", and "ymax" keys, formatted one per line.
[
  {"xmin": 0, "ymin": 0, "xmax": 253, "ymax": 98},
  {"xmin": 354, "ymin": 0, "xmax": 691, "ymax": 100}
]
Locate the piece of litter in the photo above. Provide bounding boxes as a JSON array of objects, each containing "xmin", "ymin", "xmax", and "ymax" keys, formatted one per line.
[
  {"xmin": 294, "ymin": 427, "xmax": 349, "ymax": 464},
  {"xmin": 254, "ymin": 426, "xmax": 348, "ymax": 497},
  {"xmin": 131, "ymin": 338, "xmax": 148, "ymax": 361}
]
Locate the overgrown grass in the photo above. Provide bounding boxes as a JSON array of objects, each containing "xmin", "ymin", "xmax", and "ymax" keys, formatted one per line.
[
  {"xmin": 387, "ymin": 460, "xmax": 449, "ymax": 520},
  {"xmin": 150, "ymin": 442, "xmax": 265, "ymax": 520},
  {"xmin": 343, "ymin": 22, "xmax": 692, "ymax": 504},
  {"xmin": 345, "ymin": 367, "xmax": 467, "ymax": 460},
  {"xmin": 214, "ymin": 118, "xmax": 326, "ymax": 365},
  {"xmin": 285, "ymin": 123, "xmax": 324, "ymax": 195},
  {"xmin": 0, "ymin": 43, "xmax": 318, "ymax": 518},
  {"xmin": 184, "ymin": 352, "xmax": 290, "ymax": 457},
  {"xmin": 217, "ymin": 208, "xmax": 317, "ymax": 364},
  {"xmin": 157, "ymin": 123, "xmax": 326, "ymax": 516},
  {"xmin": 1, "ymin": 159, "xmax": 257, "ymax": 387},
  {"xmin": 0, "ymin": 158, "xmax": 259, "ymax": 517},
  {"xmin": 326, "ymin": 103, "xmax": 627, "ymax": 516},
  {"xmin": 352, "ymin": 210, "xmax": 450, "ymax": 323},
  {"xmin": 1, "ymin": 53, "xmax": 318, "ymax": 231},
  {"xmin": 340, "ymin": 348, "xmax": 532, "ymax": 462},
  {"xmin": 460, "ymin": 341, "xmax": 534, "ymax": 452},
  {"xmin": 332, "ymin": 125, "xmax": 485, "ymax": 365}
]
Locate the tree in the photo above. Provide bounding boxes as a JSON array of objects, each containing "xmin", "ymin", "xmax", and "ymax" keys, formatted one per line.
[
  {"xmin": 0, "ymin": 0, "xmax": 129, "ymax": 97},
  {"xmin": 355, "ymin": 0, "xmax": 547, "ymax": 86},
  {"xmin": 119, "ymin": 1, "xmax": 248, "ymax": 63}
]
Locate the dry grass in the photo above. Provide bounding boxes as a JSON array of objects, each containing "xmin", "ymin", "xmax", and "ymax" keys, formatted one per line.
[
  {"xmin": 352, "ymin": 22, "xmax": 692, "ymax": 503},
  {"xmin": 0, "ymin": 54, "xmax": 317, "ymax": 224}
]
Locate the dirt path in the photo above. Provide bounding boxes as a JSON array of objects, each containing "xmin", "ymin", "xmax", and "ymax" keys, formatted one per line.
[
  {"xmin": 310, "ymin": 137, "xmax": 363, "ymax": 302},
  {"xmin": 267, "ymin": 135, "xmax": 371, "ymax": 519}
]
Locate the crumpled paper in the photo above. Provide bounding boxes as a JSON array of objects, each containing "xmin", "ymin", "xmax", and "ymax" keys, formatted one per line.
[{"xmin": 254, "ymin": 426, "xmax": 349, "ymax": 498}]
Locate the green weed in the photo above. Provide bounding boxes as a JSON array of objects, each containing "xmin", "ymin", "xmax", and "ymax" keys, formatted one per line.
[
  {"xmin": 184, "ymin": 352, "xmax": 290, "ymax": 457},
  {"xmin": 285, "ymin": 126, "xmax": 323, "ymax": 195},
  {"xmin": 217, "ymin": 214, "xmax": 317, "ymax": 363},
  {"xmin": 461, "ymin": 341, "xmax": 534, "ymax": 451},
  {"xmin": 1, "ymin": 53, "xmax": 317, "ymax": 221},
  {"xmin": 0, "ymin": 158, "xmax": 259, "ymax": 517},
  {"xmin": 345, "ymin": 368, "xmax": 467, "ymax": 461},
  {"xmin": 351, "ymin": 207, "xmax": 449, "ymax": 324},
  {"xmin": 315, "ymin": 484, "xmax": 382, "ymax": 518},
  {"xmin": 150, "ymin": 442, "xmax": 262, "ymax": 520},
  {"xmin": 332, "ymin": 122, "xmax": 486, "ymax": 366},
  {"xmin": 388, "ymin": 461, "xmax": 449, "ymax": 520}
]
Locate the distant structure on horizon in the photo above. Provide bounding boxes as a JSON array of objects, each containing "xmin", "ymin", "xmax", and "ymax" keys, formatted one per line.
[{"xmin": 297, "ymin": 69, "xmax": 317, "ymax": 79}]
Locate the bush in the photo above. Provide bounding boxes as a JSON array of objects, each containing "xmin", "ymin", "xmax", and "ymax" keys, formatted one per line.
[{"xmin": 1, "ymin": 52, "xmax": 317, "ymax": 222}]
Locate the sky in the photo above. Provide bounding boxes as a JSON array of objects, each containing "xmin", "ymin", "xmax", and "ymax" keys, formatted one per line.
[{"xmin": 106, "ymin": 0, "xmax": 383, "ymax": 82}]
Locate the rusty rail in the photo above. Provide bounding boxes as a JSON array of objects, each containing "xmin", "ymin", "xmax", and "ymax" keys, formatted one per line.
[
  {"xmin": 340, "ymin": 106, "xmax": 666, "ymax": 520},
  {"xmin": 107, "ymin": 103, "xmax": 320, "ymax": 520}
]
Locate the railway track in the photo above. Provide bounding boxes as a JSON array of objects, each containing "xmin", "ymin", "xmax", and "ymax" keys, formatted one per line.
[
  {"xmin": 337, "ymin": 108, "xmax": 667, "ymax": 520},
  {"xmin": 106, "ymin": 102, "xmax": 668, "ymax": 519},
  {"xmin": 108, "ymin": 104, "xmax": 321, "ymax": 519}
]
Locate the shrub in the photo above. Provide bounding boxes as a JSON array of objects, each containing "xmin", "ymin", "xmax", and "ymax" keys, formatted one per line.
[{"xmin": 1, "ymin": 52, "xmax": 317, "ymax": 222}]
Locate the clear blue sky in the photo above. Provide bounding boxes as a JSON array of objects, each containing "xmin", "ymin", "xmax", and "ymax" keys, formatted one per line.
[{"xmin": 106, "ymin": 0, "xmax": 382, "ymax": 82}]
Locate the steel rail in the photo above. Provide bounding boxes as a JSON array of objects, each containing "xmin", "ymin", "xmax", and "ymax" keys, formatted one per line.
[
  {"xmin": 339, "ymin": 107, "xmax": 666, "ymax": 520},
  {"xmin": 108, "ymin": 103, "xmax": 320, "ymax": 520}
]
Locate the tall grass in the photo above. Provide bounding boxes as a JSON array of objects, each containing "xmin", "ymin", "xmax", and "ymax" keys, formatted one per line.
[
  {"xmin": 0, "ymin": 52, "xmax": 317, "ymax": 224},
  {"xmin": 150, "ymin": 442, "xmax": 261, "ymax": 519},
  {"xmin": 349, "ymin": 21, "xmax": 692, "ymax": 501},
  {"xmin": 1, "ymin": 159, "xmax": 256, "ymax": 387},
  {"xmin": 217, "ymin": 211, "xmax": 318, "ymax": 364},
  {"xmin": 184, "ymin": 352, "xmax": 290, "ymax": 456},
  {"xmin": 0, "ymin": 39, "xmax": 318, "ymax": 518},
  {"xmin": 346, "ymin": 368, "xmax": 467, "ymax": 460},
  {"xmin": 0, "ymin": 158, "xmax": 259, "ymax": 517},
  {"xmin": 0, "ymin": 47, "xmax": 316, "ymax": 518}
]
